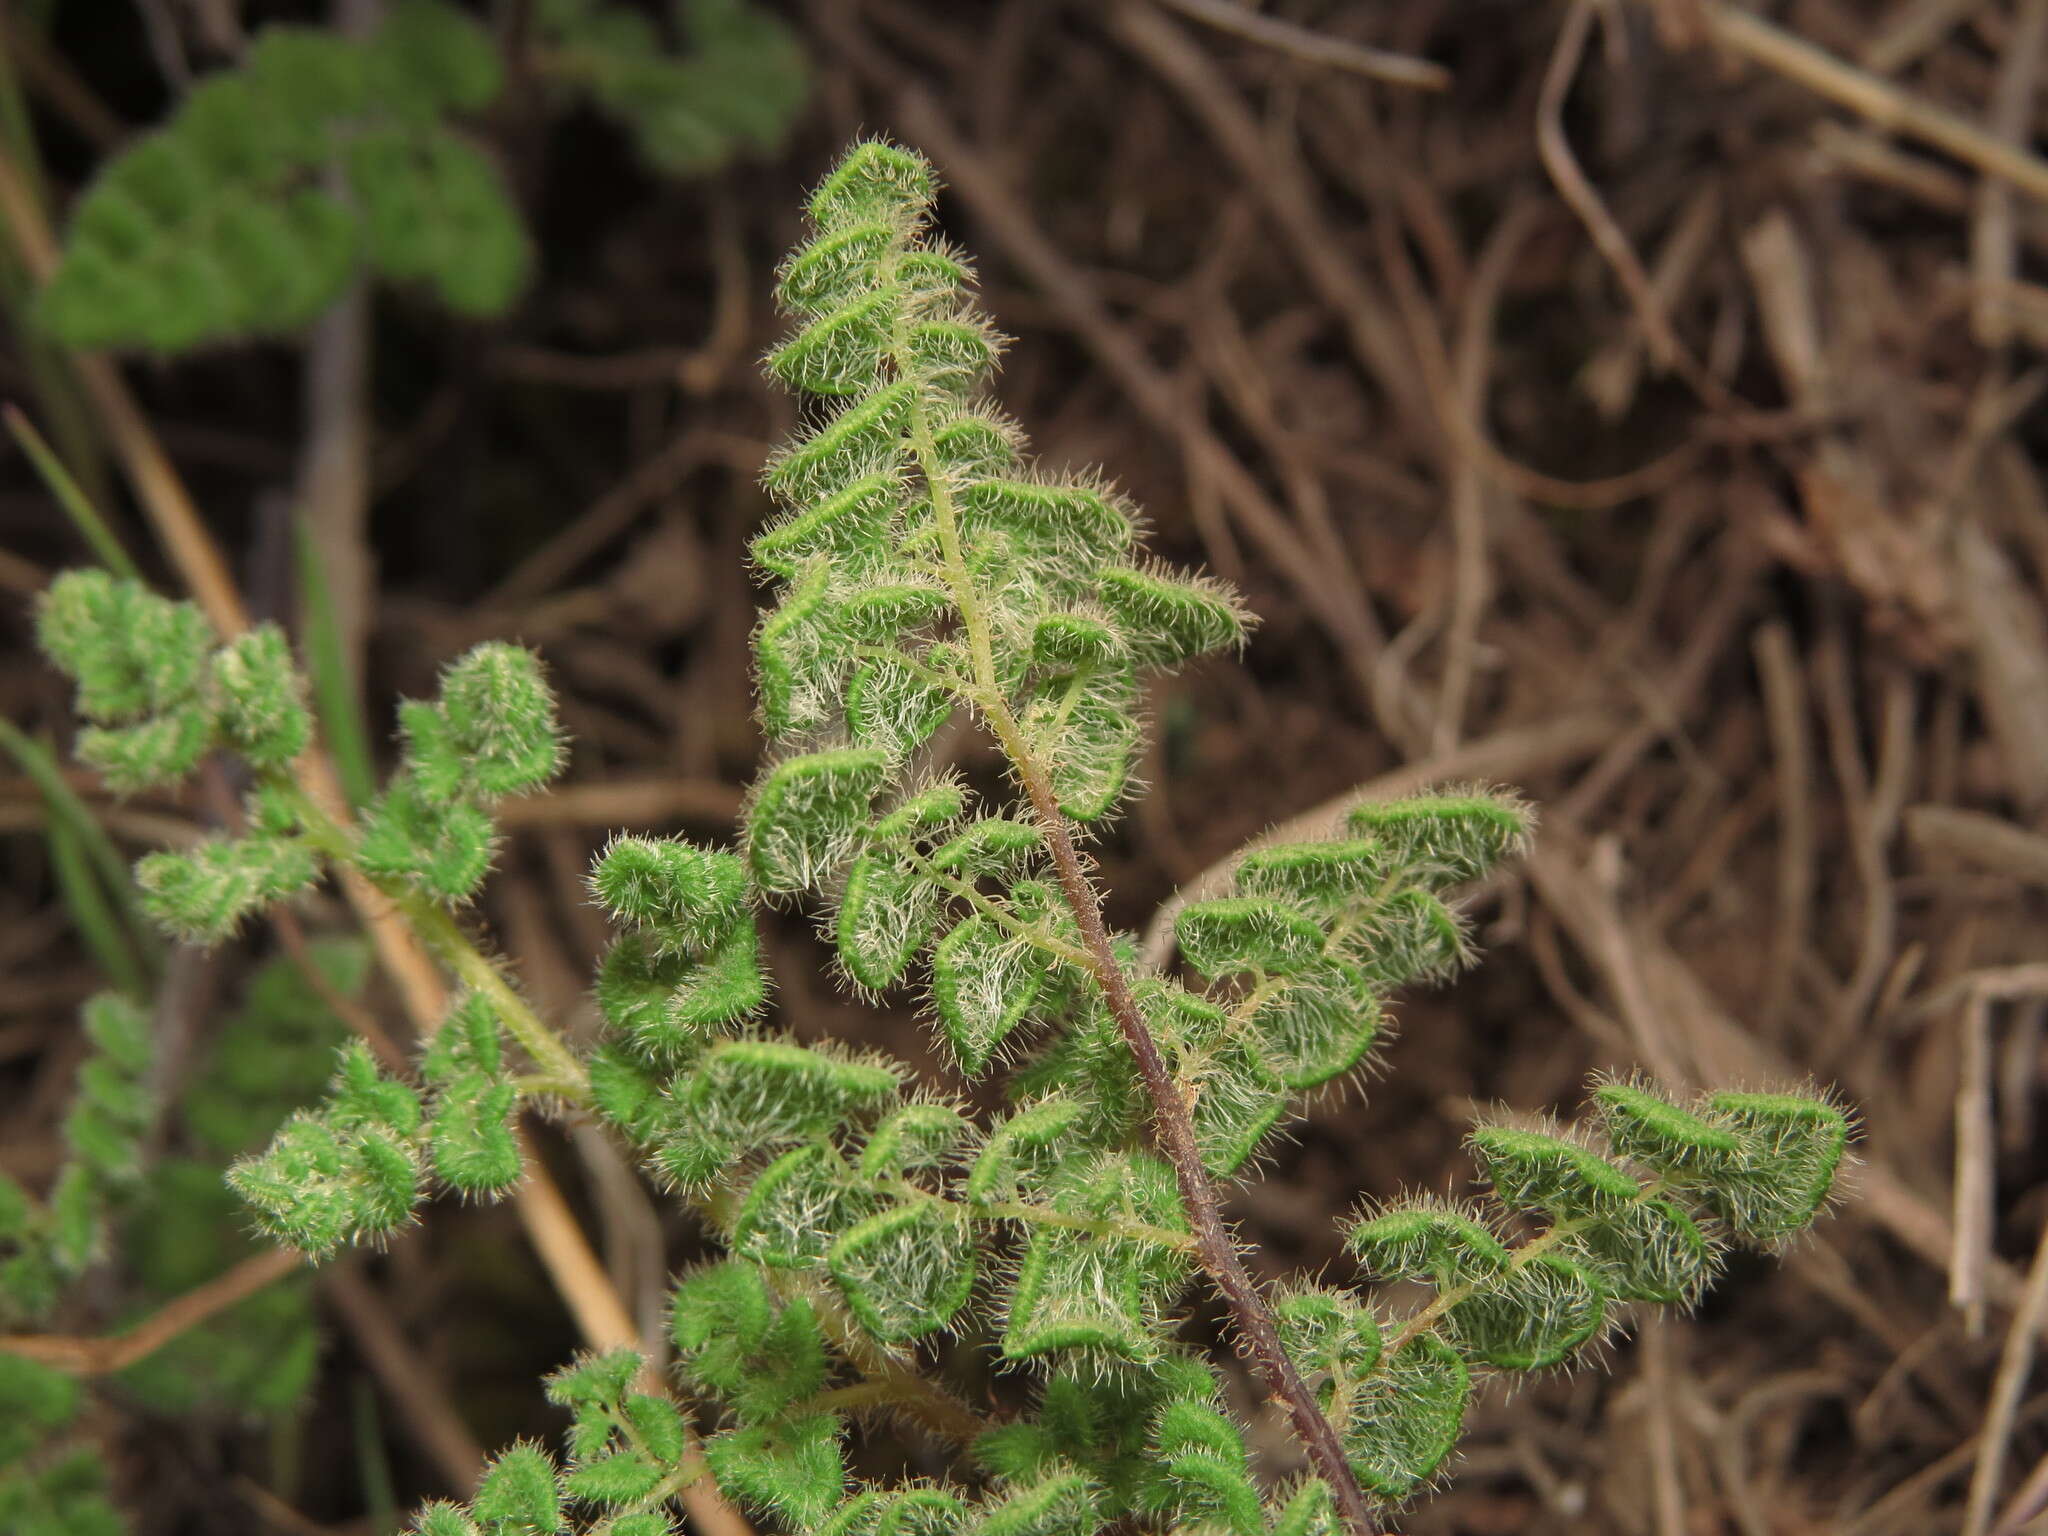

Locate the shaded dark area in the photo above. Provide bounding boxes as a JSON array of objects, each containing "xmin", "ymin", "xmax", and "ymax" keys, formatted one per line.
[{"xmin": 4, "ymin": 1, "xmax": 2047, "ymax": 1532}]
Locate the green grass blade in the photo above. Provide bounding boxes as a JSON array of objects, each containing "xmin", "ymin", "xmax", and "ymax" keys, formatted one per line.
[
  {"xmin": 5, "ymin": 405, "xmax": 140, "ymax": 581},
  {"xmin": 46, "ymin": 804, "xmax": 149, "ymax": 998},
  {"xmin": 0, "ymin": 718, "xmax": 161, "ymax": 983}
]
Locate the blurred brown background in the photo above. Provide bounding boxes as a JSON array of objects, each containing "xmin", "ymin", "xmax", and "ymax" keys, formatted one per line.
[{"xmin": 5, "ymin": 1, "xmax": 2048, "ymax": 1532}]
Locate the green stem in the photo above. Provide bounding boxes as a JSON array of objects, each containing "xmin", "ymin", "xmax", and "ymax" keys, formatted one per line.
[
  {"xmin": 977, "ymin": 1199, "xmax": 1194, "ymax": 1253},
  {"xmin": 266, "ymin": 773, "xmax": 592, "ymax": 1102},
  {"xmin": 400, "ymin": 895, "xmax": 590, "ymax": 1099}
]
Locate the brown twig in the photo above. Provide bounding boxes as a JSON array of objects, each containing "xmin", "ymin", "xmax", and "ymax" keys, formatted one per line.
[
  {"xmin": 270, "ymin": 904, "xmax": 408, "ymax": 1069},
  {"xmin": 1150, "ymin": 0, "xmax": 1450, "ymax": 90},
  {"xmin": 325, "ymin": 1259, "xmax": 487, "ymax": 1495},
  {"xmin": 1969, "ymin": 1216, "xmax": 2048, "ymax": 1536},
  {"xmin": 0, "ymin": 1244, "xmax": 303, "ymax": 1373},
  {"xmin": 1684, "ymin": 0, "xmax": 2048, "ymax": 207},
  {"xmin": 1752, "ymin": 619, "xmax": 1814, "ymax": 1032},
  {"xmin": 1970, "ymin": 0, "xmax": 2048, "ymax": 346},
  {"xmin": 1905, "ymin": 805, "xmax": 2048, "ymax": 890},
  {"xmin": 1540, "ymin": 0, "xmax": 1741, "ymax": 418},
  {"xmin": 1952, "ymin": 986, "xmax": 1996, "ymax": 1334}
]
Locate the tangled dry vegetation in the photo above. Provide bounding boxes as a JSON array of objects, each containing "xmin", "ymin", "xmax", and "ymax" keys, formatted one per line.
[{"xmin": 3, "ymin": 2, "xmax": 2048, "ymax": 1533}]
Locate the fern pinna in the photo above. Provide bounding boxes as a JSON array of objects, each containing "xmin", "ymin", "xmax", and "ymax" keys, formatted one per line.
[{"xmin": 19, "ymin": 140, "xmax": 1849, "ymax": 1536}]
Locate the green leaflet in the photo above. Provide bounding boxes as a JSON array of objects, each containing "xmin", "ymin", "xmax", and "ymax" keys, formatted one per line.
[
  {"xmin": 1155, "ymin": 1449, "xmax": 1263, "ymax": 1536},
  {"xmin": 345, "ymin": 125, "xmax": 530, "ymax": 317},
  {"xmin": 1467, "ymin": 1126, "xmax": 1638, "ymax": 1218},
  {"xmin": 36, "ymin": 570, "xmax": 212, "ymax": 723},
  {"xmin": 837, "ymin": 582, "xmax": 949, "ymax": 646},
  {"xmin": 1001, "ymin": 1156, "xmax": 1188, "ymax": 1362},
  {"xmin": 733, "ymin": 1143, "xmax": 882, "ymax": 1268},
  {"xmin": 1341, "ymin": 886, "xmax": 1470, "ymax": 986},
  {"xmin": 593, "ymin": 916, "xmax": 763, "ymax": 1056},
  {"xmin": 671, "ymin": 1263, "xmax": 811, "ymax": 1398},
  {"xmin": 586, "ymin": 1046, "xmax": 664, "ymax": 1146},
  {"xmin": 749, "ymin": 472, "xmax": 900, "ymax": 579},
  {"xmin": 1341, "ymin": 1336, "xmax": 1470, "ymax": 1498},
  {"xmin": 931, "ymin": 913, "xmax": 1051, "ymax": 1075},
  {"xmin": 808, "ymin": 139, "xmax": 934, "ymax": 227},
  {"xmin": 818, "ymin": 1489, "xmax": 892, "ymax": 1536},
  {"xmin": 958, "ymin": 480, "xmax": 1135, "ymax": 585},
  {"xmin": 746, "ymin": 747, "xmax": 889, "ymax": 892},
  {"xmin": 754, "ymin": 559, "xmax": 841, "ymax": 739},
  {"xmin": 1346, "ymin": 1205, "xmax": 1509, "ymax": 1285},
  {"xmin": 370, "ymin": 0, "xmax": 504, "ymax": 116},
  {"xmin": 210, "ymin": 625, "xmax": 313, "ymax": 768},
  {"xmin": 778, "ymin": 221, "xmax": 894, "ymax": 314},
  {"xmin": 930, "ymin": 409, "xmax": 1022, "ymax": 481},
  {"xmin": 669, "ymin": 1039, "xmax": 900, "ymax": 1157},
  {"xmin": 1235, "ymin": 838, "xmax": 1386, "ymax": 913},
  {"xmin": 1269, "ymin": 1481, "xmax": 1339, "ymax": 1536},
  {"xmin": 541, "ymin": 0, "xmax": 807, "ymax": 177},
  {"xmin": 1563, "ymin": 1196, "xmax": 1714, "ymax": 1304},
  {"xmin": 77, "ymin": 710, "xmax": 213, "ymax": 795},
  {"xmin": 871, "ymin": 780, "xmax": 968, "ymax": 840},
  {"xmin": 930, "ymin": 818, "xmax": 1042, "ymax": 877},
  {"xmin": 1185, "ymin": 1038, "xmax": 1286, "ymax": 1177},
  {"xmin": 858, "ymin": 1103, "xmax": 973, "ymax": 1178},
  {"xmin": 590, "ymin": 837, "xmax": 748, "ymax": 951},
  {"xmin": 593, "ymin": 933, "xmax": 688, "ymax": 1056},
  {"xmin": 223, "ymin": 990, "xmax": 529, "ymax": 1258},
  {"xmin": 1700, "ymin": 1091, "xmax": 1851, "ymax": 1243},
  {"xmin": 847, "ymin": 655, "xmax": 952, "ymax": 758},
  {"xmin": 823, "ymin": 1485, "xmax": 971, "ymax": 1536},
  {"xmin": 0, "ymin": 992, "xmax": 161, "ymax": 1326},
  {"xmin": 433, "ymin": 642, "xmax": 566, "ymax": 797},
  {"xmin": 974, "ymin": 1470, "xmax": 1099, "ymax": 1536},
  {"xmin": 875, "ymin": 1487, "xmax": 968, "ymax": 1536},
  {"xmin": 1031, "ymin": 613, "xmax": 1124, "ymax": 671},
  {"xmin": 1273, "ymin": 1288, "xmax": 1382, "ymax": 1386},
  {"xmin": 966, "ymin": 1098, "xmax": 1087, "ymax": 1205},
  {"xmin": 472, "ymin": 1444, "xmax": 563, "ymax": 1534},
  {"xmin": 134, "ymin": 836, "xmax": 320, "ymax": 944},
  {"xmin": 227, "ymin": 1109, "xmax": 422, "ymax": 1256},
  {"xmin": 354, "ymin": 640, "xmax": 568, "ymax": 907},
  {"xmin": 707, "ymin": 1414, "xmax": 847, "ymax": 1530},
  {"xmin": 1246, "ymin": 962, "xmax": 1382, "ymax": 1091},
  {"xmin": 1176, "ymin": 897, "xmax": 1326, "ymax": 980},
  {"xmin": 1004, "ymin": 1224, "xmax": 1149, "ymax": 1361},
  {"xmin": 836, "ymin": 851, "xmax": 941, "ymax": 992},
  {"xmin": 827, "ymin": 1198, "xmax": 976, "ymax": 1341},
  {"xmin": 671, "ymin": 921, "xmax": 769, "ymax": 1026},
  {"xmin": 1095, "ymin": 566, "xmax": 1247, "ymax": 668},
  {"xmin": 764, "ymin": 381, "xmax": 916, "ymax": 506},
  {"xmin": 355, "ymin": 775, "xmax": 497, "ymax": 903},
  {"xmin": 426, "ymin": 1076, "xmax": 521, "ymax": 1196},
  {"xmin": 1444, "ymin": 1254, "xmax": 1607, "ymax": 1370},
  {"xmin": 1593, "ymin": 1079, "xmax": 1741, "ymax": 1172},
  {"xmin": 769, "ymin": 290, "xmax": 891, "ymax": 396},
  {"xmin": 1345, "ymin": 788, "xmax": 1531, "ymax": 888}
]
